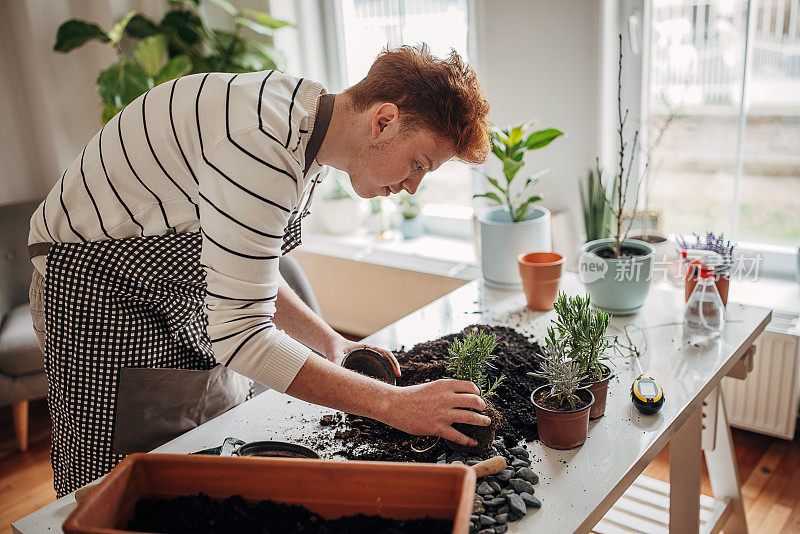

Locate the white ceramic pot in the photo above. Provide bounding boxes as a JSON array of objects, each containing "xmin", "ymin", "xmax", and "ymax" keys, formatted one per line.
[
  {"xmin": 478, "ymin": 205, "xmax": 552, "ymax": 288},
  {"xmin": 316, "ymin": 198, "xmax": 365, "ymax": 235}
]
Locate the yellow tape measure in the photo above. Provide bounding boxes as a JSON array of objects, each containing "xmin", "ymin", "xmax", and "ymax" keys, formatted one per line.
[{"xmin": 631, "ymin": 374, "xmax": 664, "ymax": 414}]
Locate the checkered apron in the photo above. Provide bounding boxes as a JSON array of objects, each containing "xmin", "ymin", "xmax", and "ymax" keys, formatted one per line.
[{"xmin": 42, "ymin": 232, "xmax": 248, "ymax": 497}]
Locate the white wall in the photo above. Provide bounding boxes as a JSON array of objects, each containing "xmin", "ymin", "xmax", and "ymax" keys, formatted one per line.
[{"xmin": 473, "ymin": 0, "xmax": 603, "ymax": 240}]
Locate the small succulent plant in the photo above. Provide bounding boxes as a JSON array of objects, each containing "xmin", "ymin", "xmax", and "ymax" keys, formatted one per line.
[
  {"xmin": 447, "ymin": 330, "xmax": 505, "ymax": 399},
  {"xmin": 529, "ymin": 328, "xmax": 588, "ymax": 410}
]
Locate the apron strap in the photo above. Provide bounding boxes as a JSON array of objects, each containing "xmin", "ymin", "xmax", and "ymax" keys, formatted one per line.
[{"xmin": 303, "ymin": 93, "xmax": 335, "ymax": 176}]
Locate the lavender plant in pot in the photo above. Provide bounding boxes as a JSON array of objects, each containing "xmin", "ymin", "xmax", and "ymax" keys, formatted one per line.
[
  {"xmin": 475, "ymin": 122, "xmax": 564, "ymax": 287},
  {"xmin": 578, "ymin": 35, "xmax": 655, "ymax": 314},
  {"xmin": 529, "ymin": 329, "xmax": 593, "ymax": 450},
  {"xmin": 552, "ymin": 292, "xmax": 613, "ymax": 419},
  {"xmin": 444, "ymin": 330, "xmax": 505, "ymax": 453},
  {"xmin": 678, "ymin": 233, "xmax": 735, "ymax": 306}
]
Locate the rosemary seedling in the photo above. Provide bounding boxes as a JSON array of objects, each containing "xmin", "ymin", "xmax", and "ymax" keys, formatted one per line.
[
  {"xmin": 551, "ymin": 292, "xmax": 612, "ymax": 382},
  {"xmin": 529, "ymin": 328, "xmax": 588, "ymax": 410},
  {"xmin": 447, "ymin": 330, "xmax": 506, "ymax": 399}
]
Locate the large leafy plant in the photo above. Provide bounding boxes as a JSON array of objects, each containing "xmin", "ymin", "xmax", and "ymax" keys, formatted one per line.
[
  {"xmin": 446, "ymin": 330, "xmax": 505, "ymax": 399},
  {"xmin": 54, "ymin": 0, "xmax": 292, "ymax": 123},
  {"xmin": 474, "ymin": 122, "xmax": 563, "ymax": 223}
]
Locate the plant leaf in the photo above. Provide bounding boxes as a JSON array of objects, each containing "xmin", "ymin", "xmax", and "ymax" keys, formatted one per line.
[
  {"xmin": 159, "ymin": 10, "xmax": 203, "ymax": 54},
  {"xmin": 507, "ymin": 124, "xmax": 525, "ymax": 146},
  {"xmin": 473, "ymin": 192, "xmax": 503, "ymax": 205},
  {"xmin": 207, "ymin": 0, "xmax": 239, "ymax": 16},
  {"xmin": 483, "ymin": 175, "xmax": 506, "ymax": 194},
  {"xmin": 156, "ymin": 56, "xmax": 192, "ymax": 84},
  {"xmin": 246, "ymin": 39, "xmax": 286, "ymax": 70},
  {"xmin": 54, "ymin": 20, "xmax": 110, "ymax": 52},
  {"xmin": 134, "ymin": 35, "xmax": 167, "ymax": 78},
  {"xmin": 514, "ymin": 195, "xmax": 542, "ymax": 221},
  {"xmin": 502, "ymin": 158, "xmax": 524, "ymax": 183},
  {"xmin": 125, "ymin": 14, "xmax": 159, "ymax": 39},
  {"xmin": 240, "ymin": 8, "xmax": 293, "ymax": 29},
  {"xmin": 101, "ymin": 103, "xmax": 122, "ymax": 124},
  {"xmin": 108, "ymin": 11, "xmax": 137, "ymax": 44},
  {"xmin": 236, "ymin": 17, "xmax": 276, "ymax": 37},
  {"xmin": 525, "ymin": 128, "xmax": 564, "ymax": 150},
  {"xmin": 96, "ymin": 60, "xmax": 151, "ymax": 108}
]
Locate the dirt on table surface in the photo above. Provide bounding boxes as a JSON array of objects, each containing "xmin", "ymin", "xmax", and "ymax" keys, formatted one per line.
[
  {"xmin": 319, "ymin": 324, "xmax": 545, "ymax": 462},
  {"xmin": 127, "ymin": 493, "xmax": 452, "ymax": 533}
]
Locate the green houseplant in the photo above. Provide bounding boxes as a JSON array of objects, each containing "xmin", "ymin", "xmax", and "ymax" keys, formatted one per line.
[
  {"xmin": 54, "ymin": 0, "xmax": 291, "ymax": 123},
  {"xmin": 578, "ymin": 35, "xmax": 655, "ymax": 314},
  {"xmin": 528, "ymin": 329, "xmax": 594, "ymax": 450},
  {"xmin": 395, "ymin": 192, "xmax": 424, "ymax": 240},
  {"xmin": 445, "ymin": 329, "xmax": 505, "ymax": 453},
  {"xmin": 551, "ymin": 292, "xmax": 613, "ymax": 419},
  {"xmin": 475, "ymin": 122, "xmax": 564, "ymax": 288}
]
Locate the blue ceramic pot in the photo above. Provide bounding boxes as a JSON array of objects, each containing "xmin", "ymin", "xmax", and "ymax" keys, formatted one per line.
[
  {"xmin": 579, "ymin": 238, "xmax": 655, "ymax": 315},
  {"xmin": 400, "ymin": 216, "xmax": 424, "ymax": 239}
]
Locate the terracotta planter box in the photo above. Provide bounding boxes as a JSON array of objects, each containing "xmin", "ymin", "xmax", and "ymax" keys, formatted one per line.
[{"xmin": 63, "ymin": 454, "xmax": 476, "ymax": 534}]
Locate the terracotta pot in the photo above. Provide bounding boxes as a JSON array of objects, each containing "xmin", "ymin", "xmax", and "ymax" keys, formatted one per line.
[
  {"xmin": 63, "ymin": 454, "xmax": 476, "ymax": 534},
  {"xmin": 446, "ymin": 402, "xmax": 500, "ymax": 454},
  {"xmin": 581, "ymin": 363, "xmax": 613, "ymax": 420},
  {"xmin": 685, "ymin": 271, "xmax": 729, "ymax": 307},
  {"xmin": 531, "ymin": 386, "xmax": 594, "ymax": 450},
  {"xmin": 517, "ymin": 252, "xmax": 565, "ymax": 311}
]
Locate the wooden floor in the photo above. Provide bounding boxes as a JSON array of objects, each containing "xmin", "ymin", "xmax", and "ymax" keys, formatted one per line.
[{"xmin": 1, "ymin": 400, "xmax": 798, "ymax": 533}]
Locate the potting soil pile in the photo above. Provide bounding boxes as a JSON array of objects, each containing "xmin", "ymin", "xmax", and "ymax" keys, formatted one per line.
[{"xmin": 319, "ymin": 324, "xmax": 545, "ymax": 461}]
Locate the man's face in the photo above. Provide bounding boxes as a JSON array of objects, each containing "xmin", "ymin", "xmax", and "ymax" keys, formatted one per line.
[{"xmin": 346, "ymin": 104, "xmax": 456, "ymax": 198}]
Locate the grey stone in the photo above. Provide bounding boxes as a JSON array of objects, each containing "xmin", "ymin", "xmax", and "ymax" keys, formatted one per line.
[
  {"xmin": 489, "ymin": 481, "xmax": 502, "ymax": 493},
  {"xmin": 469, "ymin": 524, "xmax": 477, "ymax": 534},
  {"xmin": 498, "ymin": 505, "xmax": 509, "ymax": 514},
  {"xmin": 500, "ymin": 488, "xmax": 514, "ymax": 496},
  {"xmin": 471, "ymin": 514, "xmax": 479, "ymax": 522},
  {"xmin": 473, "ymin": 499, "xmax": 485, "ymax": 514},
  {"xmin": 520, "ymin": 492, "xmax": 542, "ymax": 509},
  {"xmin": 477, "ymin": 529, "xmax": 495, "ymax": 534},
  {"xmin": 509, "ymin": 478, "xmax": 535, "ymax": 494},
  {"xmin": 449, "ymin": 453, "xmax": 465, "ymax": 463},
  {"xmin": 495, "ymin": 525, "xmax": 508, "ymax": 534},
  {"xmin": 495, "ymin": 513, "xmax": 508, "ymax": 524},
  {"xmin": 480, "ymin": 514, "xmax": 496, "ymax": 526},
  {"xmin": 506, "ymin": 493, "xmax": 527, "ymax": 517},
  {"xmin": 477, "ymin": 481, "xmax": 494, "ymax": 495},
  {"xmin": 508, "ymin": 446, "xmax": 529, "ymax": 459},
  {"xmin": 493, "ymin": 439, "xmax": 506, "ymax": 450},
  {"xmin": 485, "ymin": 497, "xmax": 506, "ymax": 507},
  {"xmin": 496, "ymin": 468, "xmax": 514, "ymax": 482},
  {"xmin": 437, "ymin": 453, "xmax": 447, "ymax": 463},
  {"xmin": 511, "ymin": 457, "xmax": 530, "ymax": 468},
  {"xmin": 516, "ymin": 467, "xmax": 539, "ymax": 484}
]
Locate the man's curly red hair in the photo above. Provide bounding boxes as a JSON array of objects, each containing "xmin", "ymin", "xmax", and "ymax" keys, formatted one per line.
[{"xmin": 344, "ymin": 44, "xmax": 491, "ymax": 164}]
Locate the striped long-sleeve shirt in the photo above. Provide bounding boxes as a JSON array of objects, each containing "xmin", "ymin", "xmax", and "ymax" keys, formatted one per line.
[{"xmin": 28, "ymin": 70, "xmax": 328, "ymax": 392}]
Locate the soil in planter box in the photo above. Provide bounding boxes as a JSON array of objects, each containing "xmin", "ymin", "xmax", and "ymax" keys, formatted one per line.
[
  {"xmin": 533, "ymin": 388, "xmax": 592, "ymax": 412},
  {"xmin": 127, "ymin": 493, "xmax": 452, "ymax": 534},
  {"xmin": 595, "ymin": 245, "xmax": 647, "ymax": 259},
  {"xmin": 322, "ymin": 325, "xmax": 545, "ymax": 462}
]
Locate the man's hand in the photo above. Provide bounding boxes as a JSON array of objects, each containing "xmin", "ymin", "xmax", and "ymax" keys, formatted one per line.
[
  {"xmin": 324, "ymin": 335, "xmax": 402, "ymax": 378},
  {"xmin": 383, "ymin": 379, "xmax": 491, "ymax": 447}
]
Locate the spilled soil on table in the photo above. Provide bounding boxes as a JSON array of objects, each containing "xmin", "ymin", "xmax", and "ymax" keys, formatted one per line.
[{"xmin": 319, "ymin": 324, "xmax": 546, "ymax": 461}]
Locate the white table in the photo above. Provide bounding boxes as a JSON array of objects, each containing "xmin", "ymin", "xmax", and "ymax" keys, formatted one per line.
[{"xmin": 13, "ymin": 274, "xmax": 771, "ymax": 534}]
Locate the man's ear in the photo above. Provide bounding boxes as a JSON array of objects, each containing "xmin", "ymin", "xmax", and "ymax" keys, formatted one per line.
[{"xmin": 371, "ymin": 103, "xmax": 399, "ymax": 139}]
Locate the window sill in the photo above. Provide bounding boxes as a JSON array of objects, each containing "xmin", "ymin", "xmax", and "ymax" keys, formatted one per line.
[{"xmin": 298, "ymin": 229, "xmax": 479, "ymax": 280}]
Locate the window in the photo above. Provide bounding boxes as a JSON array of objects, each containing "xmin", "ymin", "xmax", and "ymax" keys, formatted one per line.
[
  {"xmin": 334, "ymin": 0, "xmax": 474, "ymax": 208},
  {"xmin": 645, "ymin": 0, "xmax": 800, "ymax": 249}
]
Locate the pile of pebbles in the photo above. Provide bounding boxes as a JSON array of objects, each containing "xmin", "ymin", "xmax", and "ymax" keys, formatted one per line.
[{"xmin": 437, "ymin": 440, "xmax": 541, "ymax": 534}]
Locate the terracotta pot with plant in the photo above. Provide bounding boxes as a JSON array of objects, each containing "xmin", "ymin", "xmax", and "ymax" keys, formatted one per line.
[
  {"xmin": 552, "ymin": 293, "xmax": 614, "ymax": 419},
  {"xmin": 529, "ymin": 330, "xmax": 594, "ymax": 450},
  {"xmin": 444, "ymin": 330, "xmax": 505, "ymax": 453}
]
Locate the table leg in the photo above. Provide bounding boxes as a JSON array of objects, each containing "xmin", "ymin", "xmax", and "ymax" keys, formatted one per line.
[
  {"xmin": 670, "ymin": 403, "xmax": 702, "ymax": 533},
  {"xmin": 703, "ymin": 388, "xmax": 748, "ymax": 534}
]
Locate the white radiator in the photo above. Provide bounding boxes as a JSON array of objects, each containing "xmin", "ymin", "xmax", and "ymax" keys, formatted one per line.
[{"xmin": 721, "ymin": 311, "xmax": 800, "ymax": 440}]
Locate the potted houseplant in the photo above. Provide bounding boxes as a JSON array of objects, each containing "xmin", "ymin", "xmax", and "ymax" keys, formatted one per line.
[
  {"xmin": 315, "ymin": 171, "xmax": 366, "ymax": 235},
  {"xmin": 529, "ymin": 330, "xmax": 594, "ymax": 450},
  {"xmin": 444, "ymin": 330, "xmax": 505, "ymax": 453},
  {"xmin": 395, "ymin": 191, "xmax": 424, "ymax": 239},
  {"xmin": 578, "ymin": 35, "xmax": 655, "ymax": 314},
  {"xmin": 475, "ymin": 122, "xmax": 564, "ymax": 287},
  {"xmin": 53, "ymin": 1, "xmax": 291, "ymax": 123},
  {"xmin": 551, "ymin": 293, "xmax": 613, "ymax": 419}
]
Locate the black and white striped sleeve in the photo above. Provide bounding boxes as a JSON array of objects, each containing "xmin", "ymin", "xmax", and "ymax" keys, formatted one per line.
[{"xmin": 198, "ymin": 125, "xmax": 310, "ymax": 392}]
